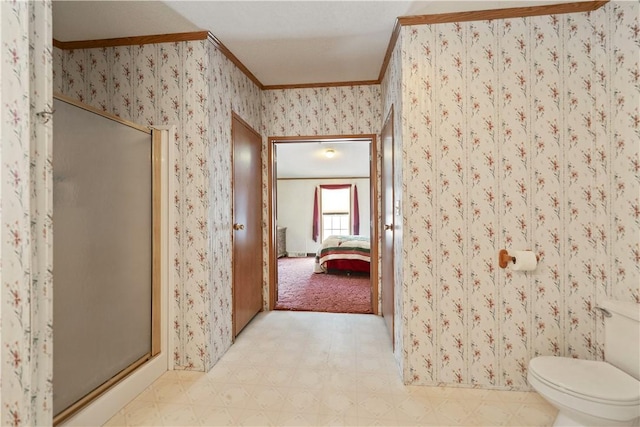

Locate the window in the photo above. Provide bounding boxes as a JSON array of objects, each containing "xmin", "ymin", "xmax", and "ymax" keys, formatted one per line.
[{"xmin": 321, "ymin": 187, "xmax": 350, "ymax": 239}]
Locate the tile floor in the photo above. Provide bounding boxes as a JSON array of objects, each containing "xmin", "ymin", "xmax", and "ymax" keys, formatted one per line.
[{"xmin": 104, "ymin": 311, "xmax": 557, "ymax": 426}]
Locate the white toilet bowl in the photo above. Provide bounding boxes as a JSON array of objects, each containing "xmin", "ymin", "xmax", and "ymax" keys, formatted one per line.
[
  {"xmin": 528, "ymin": 356, "xmax": 640, "ymax": 426},
  {"xmin": 528, "ymin": 299, "xmax": 640, "ymax": 427}
]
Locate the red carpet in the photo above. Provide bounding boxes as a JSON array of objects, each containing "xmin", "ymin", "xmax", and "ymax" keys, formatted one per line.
[{"xmin": 275, "ymin": 257, "xmax": 372, "ymax": 314}]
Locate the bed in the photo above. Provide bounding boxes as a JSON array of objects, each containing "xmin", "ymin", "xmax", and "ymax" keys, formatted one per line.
[{"xmin": 314, "ymin": 235, "xmax": 370, "ymax": 275}]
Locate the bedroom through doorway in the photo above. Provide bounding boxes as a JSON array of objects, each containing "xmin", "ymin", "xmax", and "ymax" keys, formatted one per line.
[{"xmin": 268, "ymin": 135, "xmax": 378, "ymax": 314}]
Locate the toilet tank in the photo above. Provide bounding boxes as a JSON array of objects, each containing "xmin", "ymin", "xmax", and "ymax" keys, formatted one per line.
[{"xmin": 600, "ymin": 299, "xmax": 640, "ymax": 380}]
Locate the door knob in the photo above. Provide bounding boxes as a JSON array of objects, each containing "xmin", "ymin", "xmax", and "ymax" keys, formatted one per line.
[
  {"xmin": 384, "ymin": 224, "xmax": 393, "ymax": 230},
  {"xmin": 233, "ymin": 223, "xmax": 245, "ymax": 230}
]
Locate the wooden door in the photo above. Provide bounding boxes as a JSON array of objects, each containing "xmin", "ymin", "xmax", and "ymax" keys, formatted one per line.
[
  {"xmin": 381, "ymin": 108, "xmax": 395, "ymax": 348},
  {"xmin": 232, "ymin": 114, "xmax": 263, "ymax": 337}
]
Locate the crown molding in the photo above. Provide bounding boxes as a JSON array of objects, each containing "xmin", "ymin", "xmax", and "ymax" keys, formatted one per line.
[
  {"xmin": 399, "ymin": 0, "xmax": 607, "ymax": 26},
  {"xmin": 263, "ymin": 80, "xmax": 379, "ymax": 90},
  {"xmin": 207, "ymin": 32, "xmax": 264, "ymax": 89},
  {"xmin": 378, "ymin": 1, "xmax": 608, "ymax": 83},
  {"xmin": 52, "ymin": 1, "xmax": 609, "ymax": 91},
  {"xmin": 377, "ymin": 18, "xmax": 402, "ymax": 84},
  {"xmin": 52, "ymin": 31, "xmax": 209, "ymax": 50},
  {"xmin": 52, "ymin": 30, "xmax": 265, "ymax": 89}
]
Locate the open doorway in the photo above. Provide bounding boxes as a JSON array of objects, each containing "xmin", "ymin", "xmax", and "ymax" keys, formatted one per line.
[{"xmin": 268, "ymin": 135, "xmax": 378, "ymax": 314}]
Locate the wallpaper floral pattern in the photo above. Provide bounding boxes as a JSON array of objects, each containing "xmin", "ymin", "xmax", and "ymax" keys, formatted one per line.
[
  {"xmin": 262, "ymin": 86, "xmax": 381, "ymax": 137},
  {"xmin": 54, "ymin": 40, "xmax": 262, "ymax": 372},
  {"xmin": 45, "ymin": 1, "xmax": 639, "ymax": 408},
  {"xmin": 382, "ymin": 2, "xmax": 639, "ymax": 390},
  {"xmin": 57, "ymin": 51, "xmax": 380, "ymax": 369},
  {"xmin": 261, "ymin": 86, "xmax": 382, "ymax": 309},
  {"xmin": 1, "ymin": 1, "xmax": 54, "ymax": 425},
  {"xmin": 56, "ymin": 52, "xmax": 384, "ymax": 372}
]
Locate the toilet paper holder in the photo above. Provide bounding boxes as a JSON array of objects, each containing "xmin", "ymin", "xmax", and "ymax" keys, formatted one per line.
[{"xmin": 498, "ymin": 249, "xmax": 539, "ymax": 269}]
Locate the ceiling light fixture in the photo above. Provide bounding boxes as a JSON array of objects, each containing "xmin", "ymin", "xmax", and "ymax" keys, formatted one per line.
[{"xmin": 325, "ymin": 149, "xmax": 336, "ymax": 158}]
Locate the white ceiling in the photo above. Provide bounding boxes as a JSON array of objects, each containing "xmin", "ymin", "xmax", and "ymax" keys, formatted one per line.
[
  {"xmin": 52, "ymin": 0, "xmax": 567, "ymax": 178},
  {"xmin": 52, "ymin": 2, "xmax": 201, "ymax": 41},
  {"xmin": 276, "ymin": 141, "xmax": 371, "ymax": 179},
  {"xmin": 52, "ymin": 0, "xmax": 567, "ymax": 87}
]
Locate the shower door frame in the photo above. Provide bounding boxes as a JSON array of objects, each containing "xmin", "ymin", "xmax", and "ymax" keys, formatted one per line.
[{"xmin": 52, "ymin": 93, "xmax": 162, "ymax": 426}]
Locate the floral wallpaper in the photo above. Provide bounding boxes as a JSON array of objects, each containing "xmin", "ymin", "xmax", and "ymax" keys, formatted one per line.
[
  {"xmin": 207, "ymin": 46, "xmax": 262, "ymax": 364},
  {"xmin": 262, "ymin": 86, "xmax": 381, "ymax": 136},
  {"xmin": 55, "ymin": 44, "xmax": 379, "ymax": 371},
  {"xmin": 1, "ymin": 1, "xmax": 54, "ymax": 425},
  {"xmin": 48, "ymin": 0, "xmax": 639, "ymax": 403},
  {"xmin": 54, "ymin": 40, "xmax": 262, "ymax": 372},
  {"xmin": 382, "ymin": 1, "xmax": 639, "ymax": 390},
  {"xmin": 261, "ymin": 86, "xmax": 382, "ymax": 309}
]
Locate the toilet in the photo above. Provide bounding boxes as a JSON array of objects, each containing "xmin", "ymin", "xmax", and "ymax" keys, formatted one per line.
[{"xmin": 528, "ymin": 299, "xmax": 640, "ymax": 426}]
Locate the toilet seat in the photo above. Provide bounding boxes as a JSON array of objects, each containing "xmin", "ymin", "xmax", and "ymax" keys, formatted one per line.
[
  {"xmin": 528, "ymin": 356, "xmax": 640, "ymax": 424},
  {"xmin": 529, "ymin": 357, "xmax": 640, "ymax": 405}
]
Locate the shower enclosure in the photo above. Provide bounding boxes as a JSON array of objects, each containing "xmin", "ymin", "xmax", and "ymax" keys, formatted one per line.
[{"xmin": 52, "ymin": 94, "xmax": 161, "ymax": 424}]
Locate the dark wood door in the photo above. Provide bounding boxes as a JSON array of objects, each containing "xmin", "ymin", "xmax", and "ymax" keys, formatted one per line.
[
  {"xmin": 232, "ymin": 114, "xmax": 263, "ymax": 337},
  {"xmin": 381, "ymin": 108, "xmax": 395, "ymax": 348}
]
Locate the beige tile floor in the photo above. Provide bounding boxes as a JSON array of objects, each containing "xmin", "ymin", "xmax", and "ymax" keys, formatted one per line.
[{"xmin": 104, "ymin": 311, "xmax": 557, "ymax": 426}]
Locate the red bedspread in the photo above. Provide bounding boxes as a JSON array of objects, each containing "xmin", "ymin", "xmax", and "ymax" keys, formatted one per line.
[
  {"xmin": 315, "ymin": 235, "xmax": 370, "ymax": 274},
  {"xmin": 324, "ymin": 259, "xmax": 370, "ymax": 273}
]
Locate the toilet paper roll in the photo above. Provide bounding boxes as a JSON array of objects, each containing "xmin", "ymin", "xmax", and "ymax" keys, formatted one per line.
[{"xmin": 511, "ymin": 250, "xmax": 537, "ymax": 271}]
